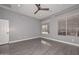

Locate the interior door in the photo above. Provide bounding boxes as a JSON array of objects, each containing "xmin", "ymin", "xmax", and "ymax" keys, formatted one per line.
[{"xmin": 0, "ymin": 19, "xmax": 9, "ymax": 45}]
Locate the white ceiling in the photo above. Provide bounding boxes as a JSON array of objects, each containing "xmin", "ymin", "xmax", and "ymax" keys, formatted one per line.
[{"xmin": 0, "ymin": 4, "xmax": 76, "ymax": 20}]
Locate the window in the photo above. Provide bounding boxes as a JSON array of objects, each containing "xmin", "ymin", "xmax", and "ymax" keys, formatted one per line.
[
  {"xmin": 42, "ymin": 23, "xmax": 49, "ymax": 34},
  {"xmin": 58, "ymin": 15, "xmax": 79, "ymax": 37},
  {"xmin": 58, "ymin": 19, "xmax": 66, "ymax": 36}
]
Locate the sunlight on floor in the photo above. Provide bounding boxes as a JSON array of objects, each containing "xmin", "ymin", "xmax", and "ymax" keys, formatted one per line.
[{"xmin": 41, "ymin": 40, "xmax": 52, "ymax": 46}]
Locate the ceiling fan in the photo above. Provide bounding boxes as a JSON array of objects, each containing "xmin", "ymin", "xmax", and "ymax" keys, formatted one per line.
[{"xmin": 34, "ymin": 4, "xmax": 49, "ymax": 14}]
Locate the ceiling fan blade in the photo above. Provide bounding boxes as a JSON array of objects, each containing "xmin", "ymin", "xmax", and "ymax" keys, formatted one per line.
[
  {"xmin": 34, "ymin": 10, "xmax": 39, "ymax": 14},
  {"xmin": 40, "ymin": 8, "xmax": 49, "ymax": 10},
  {"xmin": 35, "ymin": 4, "xmax": 40, "ymax": 6},
  {"xmin": 34, "ymin": 4, "xmax": 49, "ymax": 14},
  {"xmin": 35, "ymin": 4, "xmax": 40, "ymax": 9}
]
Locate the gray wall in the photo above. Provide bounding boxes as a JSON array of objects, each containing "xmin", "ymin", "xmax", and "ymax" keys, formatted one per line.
[
  {"xmin": 0, "ymin": 7, "xmax": 41, "ymax": 42},
  {"xmin": 42, "ymin": 8, "xmax": 79, "ymax": 44}
]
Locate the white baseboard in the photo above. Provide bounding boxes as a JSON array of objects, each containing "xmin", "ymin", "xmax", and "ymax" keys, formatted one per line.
[
  {"xmin": 9, "ymin": 36, "xmax": 41, "ymax": 44},
  {"xmin": 1, "ymin": 35, "xmax": 79, "ymax": 47},
  {"xmin": 42, "ymin": 37, "xmax": 79, "ymax": 47},
  {"xmin": 0, "ymin": 42, "xmax": 9, "ymax": 45}
]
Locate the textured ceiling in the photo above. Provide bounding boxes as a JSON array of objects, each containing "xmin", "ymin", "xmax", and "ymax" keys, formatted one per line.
[{"xmin": 0, "ymin": 4, "xmax": 76, "ymax": 20}]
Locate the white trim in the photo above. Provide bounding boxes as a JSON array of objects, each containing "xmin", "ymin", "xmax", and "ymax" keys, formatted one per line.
[
  {"xmin": 1, "ymin": 35, "xmax": 79, "ymax": 47},
  {"xmin": 42, "ymin": 37, "xmax": 79, "ymax": 47},
  {"xmin": 0, "ymin": 42, "xmax": 8, "ymax": 45},
  {"xmin": 9, "ymin": 36, "xmax": 41, "ymax": 44}
]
